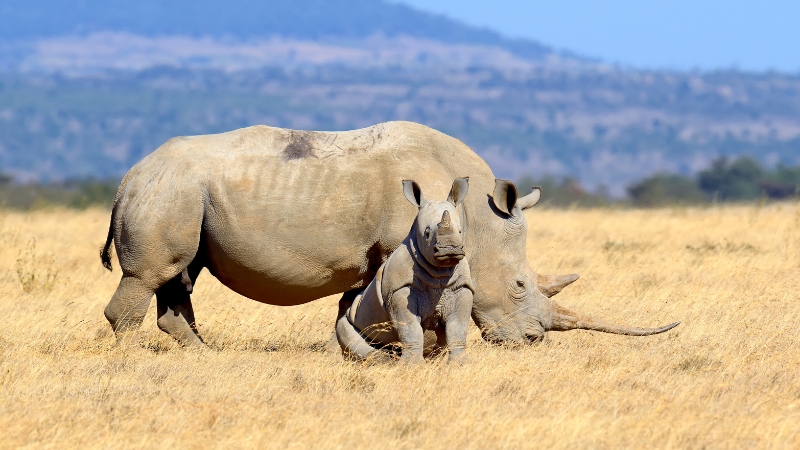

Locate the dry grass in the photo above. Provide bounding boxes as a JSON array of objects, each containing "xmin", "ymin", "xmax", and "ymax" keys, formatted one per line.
[{"xmin": 1, "ymin": 204, "xmax": 799, "ymax": 449}]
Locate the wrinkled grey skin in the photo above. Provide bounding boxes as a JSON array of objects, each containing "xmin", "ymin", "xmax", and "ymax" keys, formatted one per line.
[
  {"xmin": 100, "ymin": 121, "xmax": 679, "ymax": 347},
  {"xmin": 336, "ymin": 178, "xmax": 473, "ymax": 363}
]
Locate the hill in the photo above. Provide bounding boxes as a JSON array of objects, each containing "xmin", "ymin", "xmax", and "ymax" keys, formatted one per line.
[
  {"xmin": 0, "ymin": 0, "xmax": 553, "ymax": 61},
  {"xmin": 0, "ymin": 0, "xmax": 798, "ymax": 194}
]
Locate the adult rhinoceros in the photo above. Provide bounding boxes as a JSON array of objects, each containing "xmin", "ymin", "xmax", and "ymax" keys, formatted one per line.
[{"xmin": 100, "ymin": 121, "xmax": 678, "ymax": 347}]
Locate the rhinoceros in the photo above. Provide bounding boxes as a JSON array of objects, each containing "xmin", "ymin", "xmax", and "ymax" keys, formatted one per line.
[
  {"xmin": 336, "ymin": 178, "xmax": 474, "ymax": 363},
  {"xmin": 100, "ymin": 121, "xmax": 679, "ymax": 347}
]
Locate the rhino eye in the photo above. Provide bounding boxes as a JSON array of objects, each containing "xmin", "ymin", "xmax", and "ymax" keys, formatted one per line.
[
  {"xmin": 507, "ymin": 278, "xmax": 528, "ymax": 300},
  {"xmin": 424, "ymin": 227, "xmax": 430, "ymax": 238}
]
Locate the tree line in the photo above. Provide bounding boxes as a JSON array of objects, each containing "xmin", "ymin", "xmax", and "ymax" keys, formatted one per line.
[
  {"xmin": 1, "ymin": 156, "xmax": 798, "ymax": 210},
  {"xmin": 626, "ymin": 156, "xmax": 800, "ymax": 207},
  {"xmin": 520, "ymin": 156, "xmax": 800, "ymax": 207}
]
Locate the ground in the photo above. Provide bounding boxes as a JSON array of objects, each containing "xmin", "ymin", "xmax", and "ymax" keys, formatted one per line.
[{"xmin": 0, "ymin": 204, "xmax": 798, "ymax": 449}]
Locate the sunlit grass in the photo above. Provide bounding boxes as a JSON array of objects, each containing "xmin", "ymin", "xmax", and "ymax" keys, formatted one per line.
[{"xmin": 1, "ymin": 204, "xmax": 798, "ymax": 448}]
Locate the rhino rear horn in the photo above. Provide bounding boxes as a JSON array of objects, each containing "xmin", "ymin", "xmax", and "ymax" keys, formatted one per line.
[
  {"xmin": 517, "ymin": 186, "xmax": 542, "ymax": 210},
  {"xmin": 537, "ymin": 273, "xmax": 579, "ymax": 297}
]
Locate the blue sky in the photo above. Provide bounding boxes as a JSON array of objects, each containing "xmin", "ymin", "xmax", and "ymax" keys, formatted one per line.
[{"xmin": 397, "ymin": 0, "xmax": 800, "ymax": 72}]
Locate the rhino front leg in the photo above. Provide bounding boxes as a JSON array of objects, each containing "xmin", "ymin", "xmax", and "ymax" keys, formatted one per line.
[
  {"xmin": 388, "ymin": 287, "xmax": 425, "ymax": 363},
  {"xmin": 443, "ymin": 290, "xmax": 473, "ymax": 363},
  {"xmin": 156, "ymin": 267, "xmax": 204, "ymax": 348}
]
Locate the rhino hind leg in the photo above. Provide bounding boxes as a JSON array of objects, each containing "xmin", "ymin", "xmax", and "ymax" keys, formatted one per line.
[
  {"xmin": 335, "ymin": 313, "xmax": 395, "ymax": 364},
  {"xmin": 324, "ymin": 289, "xmax": 362, "ymax": 353},
  {"xmin": 156, "ymin": 262, "xmax": 205, "ymax": 347},
  {"xmin": 335, "ymin": 313, "xmax": 376, "ymax": 361},
  {"xmin": 104, "ymin": 275, "xmax": 157, "ymax": 342}
]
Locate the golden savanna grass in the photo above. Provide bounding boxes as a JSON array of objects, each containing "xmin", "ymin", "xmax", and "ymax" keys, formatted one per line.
[{"xmin": 1, "ymin": 204, "xmax": 799, "ymax": 449}]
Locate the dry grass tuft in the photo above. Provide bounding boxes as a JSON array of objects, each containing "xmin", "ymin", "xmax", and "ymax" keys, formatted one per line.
[{"xmin": 1, "ymin": 205, "xmax": 799, "ymax": 448}]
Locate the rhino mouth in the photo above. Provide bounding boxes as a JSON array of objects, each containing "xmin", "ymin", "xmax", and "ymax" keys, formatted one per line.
[{"xmin": 433, "ymin": 245, "xmax": 464, "ymax": 264}]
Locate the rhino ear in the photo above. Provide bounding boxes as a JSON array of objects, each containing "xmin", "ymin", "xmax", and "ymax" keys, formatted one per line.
[
  {"xmin": 518, "ymin": 186, "xmax": 542, "ymax": 210},
  {"xmin": 447, "ymin": 177, "xmax": 469, "ymax": 206},
  {"xmin": 493, "ymin": 179, "xmax": 518, "ymax": 216},
  {"xmin": 403, "ymin": 180, "xmax": 424, "ymax": 207}
]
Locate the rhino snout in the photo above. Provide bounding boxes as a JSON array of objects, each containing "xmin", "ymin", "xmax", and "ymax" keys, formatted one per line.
[
  {"xmin": 434, "ymin": 252, "xmax": 464, "ymax": 262},
  {"xmin": 433, "ymin": 243, "xmax": 465, "ymax": 265}
]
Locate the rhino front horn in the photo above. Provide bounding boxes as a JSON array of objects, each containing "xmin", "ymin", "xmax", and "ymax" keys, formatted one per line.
[
  {"xmin": 439, "ymin": 210, "xmax": 453, "ymax": 234},
  {"xmin": 547, "ymin": 301, "xmax": 680, "ymax": 336}
]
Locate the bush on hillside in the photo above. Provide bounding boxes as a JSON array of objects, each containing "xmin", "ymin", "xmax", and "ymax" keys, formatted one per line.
[
  {"xmin": 697, "ymin": 156, "xmax": 765, "ymax": 201},
  {"xmin": 627, "ymin": 173, "xmax": 706, "ymax": 207},
  {"xmin": 0, "ymin": 175, "xmax": 119, "ymax": 210}
]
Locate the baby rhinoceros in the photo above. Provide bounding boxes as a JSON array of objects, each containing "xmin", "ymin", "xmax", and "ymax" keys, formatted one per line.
[{"xmin": 336, "ymin": 177, "xmax": 473, "ymax": 363}]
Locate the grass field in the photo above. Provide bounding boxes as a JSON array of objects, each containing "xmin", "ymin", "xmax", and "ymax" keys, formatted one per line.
[{"xmin": 1, "ymin": 204, "xmax": 798, "ymax": 449}]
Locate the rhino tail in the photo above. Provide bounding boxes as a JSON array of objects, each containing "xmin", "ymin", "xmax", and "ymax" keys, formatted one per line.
[
  {"xmin": 335, "ymin": 313, "xmax": 377, "ymax": 362},
  {"xmin": 100, "ymin": 171, "xmax": 134, "ymax": 272},
  {"xmin": 100, "ymin": 208, "xmax": 115, "ymax": 271}
]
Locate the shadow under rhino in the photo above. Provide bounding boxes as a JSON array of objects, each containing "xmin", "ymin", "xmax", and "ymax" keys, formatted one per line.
[{"xmin": 99, "ymin": 121, "xmax": 679, "ymax": 350}]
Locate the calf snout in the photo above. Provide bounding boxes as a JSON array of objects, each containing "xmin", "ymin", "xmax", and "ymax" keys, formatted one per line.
[
  {"xmin": 433, "ymin": 210, "xmax": 464, "ymax": 264},
  {"xmin": 433, "ymin": 243, "xmax": 464, "ymax": 263}
]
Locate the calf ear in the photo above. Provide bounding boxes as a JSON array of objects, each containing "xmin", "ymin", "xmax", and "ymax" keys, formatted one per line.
[
  {"xmin": 403, "ymin": 180, "xmax": 425, "ymax": 207},
  {"xmin": 518, "ymin": 186, "xmax": 542, "ymax": 210},
  {"xmin": 447, "ymin": 177, "xmax": 469, "ymax": 206},
  {"xmin": 493, "ymin": 179, "xmax": 518, "ymax": 216}
]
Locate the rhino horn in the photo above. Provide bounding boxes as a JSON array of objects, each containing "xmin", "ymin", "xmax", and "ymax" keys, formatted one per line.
[
  {"xmin": 439, "ymin": 210, "xmax": 454, "ymax": 234},
  {"xmin": 537, "ymin": 273, "xmax": 579, "ymax": 297},
  {"xmin": 547, "ymin": 301, "xmax": 680, "ymax": 336}
]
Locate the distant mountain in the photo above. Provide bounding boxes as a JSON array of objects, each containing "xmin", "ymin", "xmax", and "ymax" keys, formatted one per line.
[
  {"xmin": 1, "ymin": 67, "xmax": 798, "ymax": 194},
  {"xmin": 0, "ymin": 0, "xmax": 554, "ymax": 61},
  {"xmin": 0, "ymin": 0, "xmax": 798, "ymax": 194}
]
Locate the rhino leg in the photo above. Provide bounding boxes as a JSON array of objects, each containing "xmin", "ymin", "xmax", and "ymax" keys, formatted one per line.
[
  {"xmin": 442, "ymin": 290, "xmax": 473, "ymax": 363},
  {"xmin": 335, "ymin": 310, "xmax": 379, "ymax": 361},
  {"xmin": 324, "ymin": 289, "xmax": 361, "ymax": 353},
  {"xmin": 104, "ymin": 188, "xmax": 204, "ymax": 345},
  {"xmin": 104, "ymin": 275, "xmax": 157, "ymax": 342},
  {"xmin": 156, "ymin": 262, "xmax": 205, "ymax": 347},
  {"xmin": 388, "ymin": 288, "xmax": 425, "ymax": 364}
]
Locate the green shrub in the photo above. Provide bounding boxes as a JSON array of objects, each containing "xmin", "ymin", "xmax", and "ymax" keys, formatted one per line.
[{"xmin": 627, "ymin": 173, "xmax": 706, "ymax": 207}]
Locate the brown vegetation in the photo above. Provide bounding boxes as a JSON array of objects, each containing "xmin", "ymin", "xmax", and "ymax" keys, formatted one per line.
[{"xmin": 1, "ymin": 205, "xmax": 798, "ymax": 448}]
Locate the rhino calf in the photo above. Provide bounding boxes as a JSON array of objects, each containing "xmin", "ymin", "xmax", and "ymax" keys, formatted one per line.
[{"xmin": 336, "ymin": 177, "xmax": 473, "ymax": 363}]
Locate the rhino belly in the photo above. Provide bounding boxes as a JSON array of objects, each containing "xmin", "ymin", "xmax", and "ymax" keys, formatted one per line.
[{"xmin": 200, "ymin": 224, "xmax": 374, "ymax": 306}]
